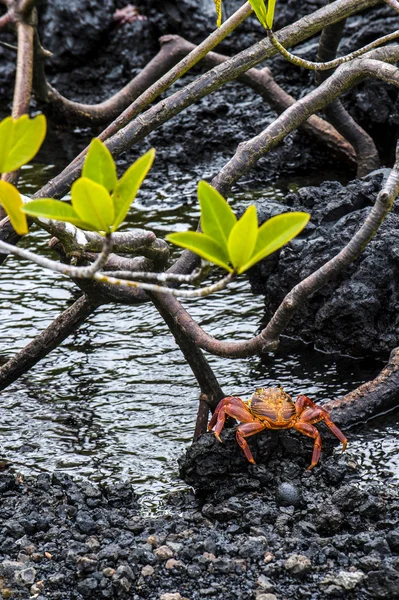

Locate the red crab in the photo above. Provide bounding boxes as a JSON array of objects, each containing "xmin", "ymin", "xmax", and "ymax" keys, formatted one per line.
[{"xmin": 208, "ymin": 387, "xmax": 347, "ymax": 469}]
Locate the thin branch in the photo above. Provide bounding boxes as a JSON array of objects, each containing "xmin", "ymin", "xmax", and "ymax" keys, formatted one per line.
[
  {"xmin": 315, "ymin": 11, "xmax": 379, "ymax": 177},
  {"xmin": 91, "ymin": 271, "xmax": 235, "ymax": 298},
  {"xmin": 0, "ymin": 234, "xmax": 235, "ymax": 297},
  {"xmin": 0, "ymin": 233, "xmax": 113, "ymax": 278},
  {"xmin": 101, "ymin": 266, "xmax": 205, "ymax": 284},
  {"xmin": 0, "ymin": 294, "xmax": 99, "ymax": 391},
  {"xmin": 213, "ymin": 47, "xmax": 399, "ymax": 196},
  {"xmin": 384, "ymin": 0, "xmax": 399, "ymax": 12},
  {"xmin": 266, "ymin": 27, "xmax": 399, "ymax": 71},
  {"xmin": 1, "ymin": 19, "xmax": 34, "ymax": 186}
]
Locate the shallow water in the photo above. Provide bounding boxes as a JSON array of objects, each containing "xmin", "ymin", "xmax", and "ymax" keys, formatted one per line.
[{"xmin": 0, "ymin": 161, "xmax": 398, "ymax": 511}]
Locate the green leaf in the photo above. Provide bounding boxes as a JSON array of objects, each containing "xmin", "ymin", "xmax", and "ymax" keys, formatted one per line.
[
  {"xmin": 213, "ymin": 0, "xmax": 222, "ymax": 26},
  {"xmin": 249, "ymin": 0, "xmax": 269, "ymax": 29},
  {"xmin": 239, "ymin": 211, "xmax": 310, "ymax": 272},
  {"xmin": 0, "ymin": 181, "xmax": 28, "ymax": 235},
  {"xmin": 72, "ymin": 177, "xmax": 115, "ymax": 233},
  {"xmin": 0, "ymin": 114, "xmax": 46, "ymax": 173},
  {"xmin": 166, "ymin": 231, "xmax": 233, "ymax": 272},
  {"xmin": 266, "ymin": 0, "xmax": 277, "ymax": 28},
  {"xmin": 82, "ymin": 138, "xmax": 117, "ymax": 193},
  {"xmin": 22, "ymin": 198, "xmax": 94, "ymax": 230},
  {"xmin": 227, "ymin": 205, "xmax": 258, "ymax": 273},
  {"xmin": 112, "ymin": 148, "xmax": 155, "ymax": 230},
  {"xmin": 198, "ymin": 181, "xmax": 237, "ymax": 251}
]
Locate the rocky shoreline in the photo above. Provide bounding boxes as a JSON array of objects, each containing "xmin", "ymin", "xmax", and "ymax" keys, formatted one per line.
[{"xmin": 1, "ymin": 430, "xmax": 398, "ymax": 600}]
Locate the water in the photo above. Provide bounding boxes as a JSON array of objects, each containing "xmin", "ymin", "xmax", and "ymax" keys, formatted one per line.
[{"xmin": 0, "ymin": 161, "xmax": 398, "ymax": 511}]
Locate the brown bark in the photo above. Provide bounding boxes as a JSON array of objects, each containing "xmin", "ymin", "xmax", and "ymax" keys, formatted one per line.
[
  {"xmin": 149, "ymin": 292, "xmax": 225, "ymax": 439},
  {"xmin": 325, "ymin": 347, "xmax": 399, "ymax": 427},
  {"xmin": 315, "ymin": 8, "xmax": 379, "ymax": 176},
  {"xmin": 1, "ymin": 19, "xmax": 34, "ymax": 186}
]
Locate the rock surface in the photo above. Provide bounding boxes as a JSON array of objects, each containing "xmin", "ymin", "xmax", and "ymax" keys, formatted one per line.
[
  {"xmin": 0, "ymin": 433, "xmax": 398, "ymax": 600},
  {"xmin": 249, "ymin": 171, "xmax": 399, "ymax": 357}
]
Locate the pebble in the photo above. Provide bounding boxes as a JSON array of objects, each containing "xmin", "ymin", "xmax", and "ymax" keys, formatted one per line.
[
  {"xmin": 256, "ymin": 594, "xmax": 278, "ymax": 600},
  {"xmin": 165, "ymin": 558, "xmax": 184, "ymax": 570},
  {"xmin": 159, "ymin": 594, "xmax": 183, "ymax": 600},
  {"xmin": 154, "ymin": 545, "xmax": 174, "ymax": 560},
  {"xmin": 14, "ymin": 567, "xmax": 36, "ymax": 586},
  {"xmin": 321, "ymin": 570, "xmax": 365, "ymax": 590},
  {"xmin": 257, "ymin": 574, "xmax": 275, "ymax": 592},
  {"xmin": 141, "ymin": 564, "xmax": 155, "ymax": 577},
  {"xmin": 285, "ymin": 554, "xmax": 312, "ymax": 578},
  {"xmin": 275, "ymin": 482, "xmax": 302, "ymax": 507}
]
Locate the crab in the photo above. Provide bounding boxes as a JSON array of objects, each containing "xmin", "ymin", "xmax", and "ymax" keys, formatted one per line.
[{"xmin": 208, "ymin": 387, "xmax": 347, "ymax": 469}]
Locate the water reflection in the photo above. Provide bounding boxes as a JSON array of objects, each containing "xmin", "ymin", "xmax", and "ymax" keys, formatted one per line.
[{"xmin": 0, "ymin": 167, "xmax": 397, "ymax": 510}]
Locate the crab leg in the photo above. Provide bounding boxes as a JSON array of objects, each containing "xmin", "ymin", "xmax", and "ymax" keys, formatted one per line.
[
  {"xmin": 208, "ymin": 397, "xmax": 255, "ymax": 443},
  {"xmin": 293, "ymin": 422, "xmax": 322, "ymax": 470},
  {"xmin": 208, "ymin": 396, "xmax": 242, "ymax": 434},
  {"xmin": 235, "ymin": 422, "xmax": 267, "ymax": 464},
  {"xmin": 296, "ymin": 395, "xmax": 347, "ymax": 452},
  {"xmin": 322, "ymin": 414, "xmax": 348, "ymax": 451}
]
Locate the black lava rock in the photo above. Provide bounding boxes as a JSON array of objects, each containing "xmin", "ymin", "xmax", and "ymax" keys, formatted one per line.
[{"xmin": 250, "ymin": 171, "xmax": 399, "ymax": 357}]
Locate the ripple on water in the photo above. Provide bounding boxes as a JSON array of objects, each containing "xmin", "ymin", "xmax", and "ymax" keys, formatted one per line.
[{"xmin": 0, "ymin": 170, "xmax": 397, "ymax": 510}]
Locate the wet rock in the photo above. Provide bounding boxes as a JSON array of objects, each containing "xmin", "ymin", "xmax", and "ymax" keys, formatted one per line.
[
  {"xmin": 38, "ymin": 0, "xmax": 115, "ymax": 70},
  {"xmin": 250, "ymin": 172, "xmax": 399, "ymax": 356},
  {"xmin": 366, "ymin": 568, "xmax": 399, "ymax": 599},
  {"xmin": 75, "ymin": 510, "xmax": 97, "ymax": 535},
  {"xmin": 285, "ymin": 554, "xmax": 312, "ymax": 578},
  {"xmin": 275, "ymin": 482, "xmax": 302, "ymax": 507},
  {"xmin": 0, "ymin": 474, "xmax": 16, "ymax": 493},
  {"xmin": 387, "ymin": 528, "xmax": 399, "ymax": 552}
]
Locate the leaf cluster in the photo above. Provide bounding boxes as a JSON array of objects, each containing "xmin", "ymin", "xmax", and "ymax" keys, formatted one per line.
[
  {"xmin": 167, "ymin": 181, "xmax": 309, "ymax": 274},
  {"xmin": 0, "ymin": 114, "xmax": 46, "ymax": 234},
  {"xmin": 23, "ymin": 139, "xmax": 155, "ymax": 234}
]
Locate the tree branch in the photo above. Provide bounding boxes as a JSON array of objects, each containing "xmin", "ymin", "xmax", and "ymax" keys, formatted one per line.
[
  {"xmin": 1, "ymin": 16, "xmax": 35, "ymax": 185},
  {"xmin": 212, "ymin": 47, "xmax": 399, "ymax": 196},
  {"xmin": 35, "ymin": 3, "xmax": 253, "ymax": 126},
  {"xmin": 324, "ymin": 346, "xmax": 399, "ymax": 427},
  {"xmin": 315, "ymin": 9, "xmax": 379, "ymax": 177},
  {"xmin": 0, "ymin": 294, "xmax": 99, "ymax": 391},
  {"xmin": 149, "ymin": 291, "xmax": 225, "ymax": 439},
  {"xmin": 266, "ymin": 27, "xmax": 399, "ymax": 71},
  {"xmin": 384, "ymin": 0, "xmax": 399, "ymax": 12}
]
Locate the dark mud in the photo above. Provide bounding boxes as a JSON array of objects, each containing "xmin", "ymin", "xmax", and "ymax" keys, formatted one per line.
[
  {"xmin": 1, "ymin": 431, "xmax": 398, "ymax": 600},
  {"xmin": 249, "ymin": 170, "xmax": 399, "ymax": 357}
]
